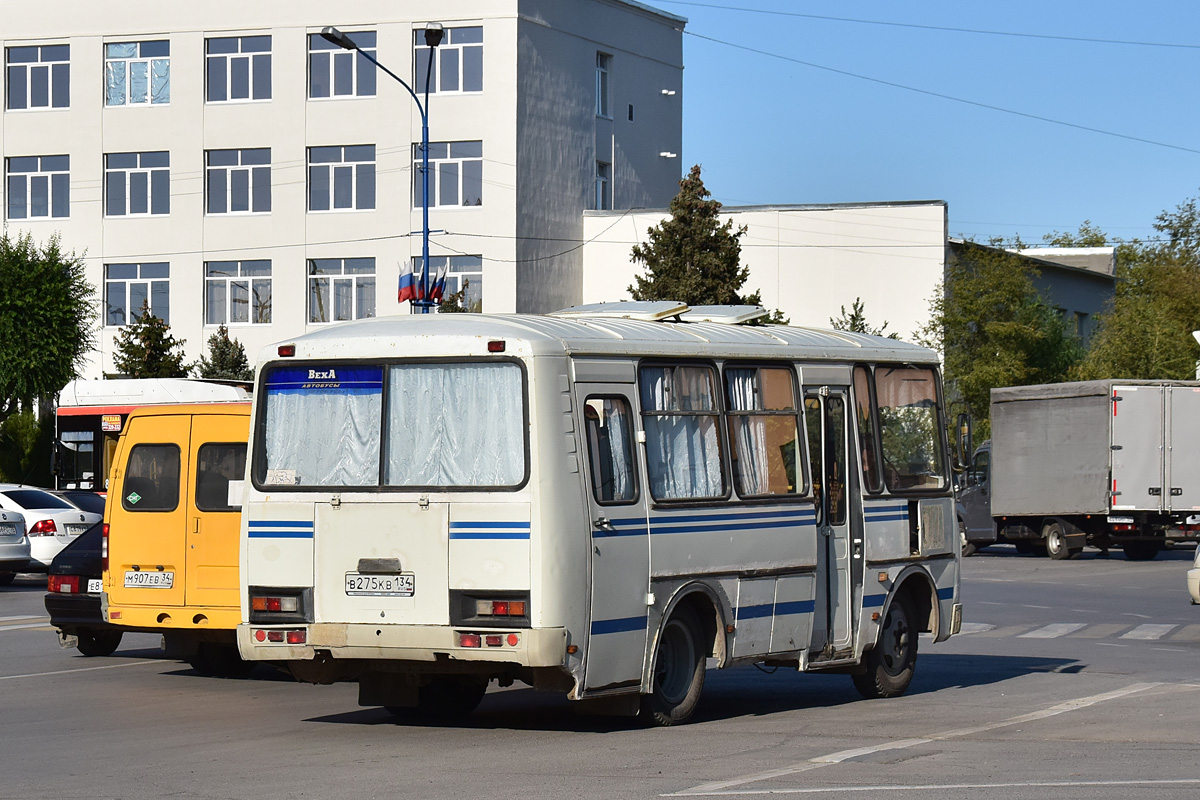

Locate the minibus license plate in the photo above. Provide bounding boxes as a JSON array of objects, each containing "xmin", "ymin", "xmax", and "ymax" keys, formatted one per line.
[
  {"xmin": 124, "ymin": 570, "xmax": 174, "ymax": 588},
  {"xmin": 345, "ymin": 573, "xmax": 415, "ymax": 597}
]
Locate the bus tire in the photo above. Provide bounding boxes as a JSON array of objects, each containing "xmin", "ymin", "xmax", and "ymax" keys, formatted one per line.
[
  {"xmin": 1044, "ymin": 520, "xmax": 1074, "ymax": 560},
  {"xmin": 76, "ymin": 629, "xmax": 123, "ymax": 657},
  {"xmin": 852, "ymin": 594, "xmax": 917, "ymax": 699},
  {"xmin": 189, "ymin": 643, "xmax": 255, "ymax": 678},
  {"xmin": 641, "ymin": 606, "xmax": 706, "ymax": 726}
]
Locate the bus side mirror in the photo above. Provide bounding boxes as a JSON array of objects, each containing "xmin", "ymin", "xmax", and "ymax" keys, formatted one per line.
[{"xmin": 955, "ymin": 412, "xmax": 973, "ymax": 471}]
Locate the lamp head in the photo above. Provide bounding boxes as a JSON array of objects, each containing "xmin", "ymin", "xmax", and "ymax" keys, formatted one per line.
[
  {"xmin": 320, "ymin": 26, "xmax": 356, "ymax": 51},
  {"xmin": 424, "ymin": 22, "xmax": 445, "ymax": 48}
]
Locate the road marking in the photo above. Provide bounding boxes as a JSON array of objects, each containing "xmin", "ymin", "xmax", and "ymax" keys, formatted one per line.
[
  {"xmin": 0, "ymin": 615, "xmax": 46, "ymax": 622},
  {"xmin": 1095, "ymin": 642, "xmax": 1129, "ymax": 647},
  {"xmin": 1122, "ymin": 612, "xmax": 1153, "ymax": 619},
  {"xmin": 0, "ymin": 622, "xmax": 54, "ymax": 632},
  {"xmin": 0, "ymin": 661, "xmax": 162, "ymax": 681},
  {"xmin": 957, "ymin": 623, "xmax": 995, "ymax": 635},
  {"xmin": 1069, "ymin": 623, "xmax": 1130, "ymax": 639},
  {"xmin": 969, "ymin": 625, "xmax": 1034, "ymax": 638},
  {"xmin": 1121, "ymin": 624, "xmax": 1177, "ymax": 640},
  {"xmin": 1171, "ymin": 624, "xmax": 1200, "ymax": 641},
  {"xmin": 1019, "ymin": 623, "xmax": 1087, "ymax": 638},
  {"xmin": 666, "ymin": 778, "xmax": 1200, "ymax": 796},
  {"xmin": 670, "ymin": 683, "xmax": 1172, "ymax": 797}
]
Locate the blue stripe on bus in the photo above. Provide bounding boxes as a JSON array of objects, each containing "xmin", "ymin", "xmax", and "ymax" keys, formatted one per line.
[
  {"xmin": 592, "ymin": 521, "xmax": 648, "ymax": 538},
  {"xmin": 862, "ymin": 594, "xmax": 886, "ymax": 608},
  {"xmin": 248, "ymin": 529, "xmax": 314, "ymax": 539},
  {"xmin": 775, "ymin": 599, "xmax": 816, "ymax": 616},
  {"xmin": 937, "ymin": 587, "xmax": 955, "ymax": 600},
  {"xmin": 449, "ymin": 531, "xmax": 530, "ymax": 540},
  {"xmin": 736, "ymin": 603, "xmax": 775, "ymax": 620},
  {"xmin": 864, "ymin": 513, "xmax": 909, "ymax": 523},
  {"xmin": 248, "ymin": 520, "xmax": 312, "ymax": 528},
  {"xmin": 449, "ymin": 521, "xmax": 530, "ymax": 529},
  {"xmin": 653, "ymin": 509, "xmax": 816, "ymax": 525},
  {"xmin": 591, "ymin": 616, "xmax": 648, "ymax": 635},
  {"xmin": 650, "ymin": 518, "xmax": 816, "ymax": 536}
]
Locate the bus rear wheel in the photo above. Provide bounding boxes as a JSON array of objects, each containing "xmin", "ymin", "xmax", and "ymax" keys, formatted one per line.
[
  {"xmin": 641, "ymin": 607, "xmax": 706, "ymax": 726},
  {"xmin": 853, "ymin": 594, "xmax": 917, "ymax": 699}
]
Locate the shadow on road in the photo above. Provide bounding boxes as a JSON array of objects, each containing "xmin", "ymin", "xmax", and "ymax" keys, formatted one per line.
[
  {"xmin": 300, "ymin": 652, "xmax": 1077, "ymax": 731},
  {"xmin": 971, "ymin": 544, "xmax": 1195, "ymax": 562}
]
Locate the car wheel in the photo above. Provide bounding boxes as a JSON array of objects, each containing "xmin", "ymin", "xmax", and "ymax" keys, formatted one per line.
[
  {"xmin": 853, "ymin": 594, "xmax": 918, "ymax": 699},
  {"xmin": 76, "ymin": 629, "xmax": 123, "ymax": 657},
  {"xmin": 641, "ymin": 606, "xmax": 706, "ymax": 726}
]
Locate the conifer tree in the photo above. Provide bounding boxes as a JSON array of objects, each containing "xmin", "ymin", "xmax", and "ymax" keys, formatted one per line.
[
  {"xmin": 112, "ymin": 306, "xmax": 191, "ymax": 378},
  {"xmin": 197, "ymin": 325, "xmax": 253, "ymax": 381}
]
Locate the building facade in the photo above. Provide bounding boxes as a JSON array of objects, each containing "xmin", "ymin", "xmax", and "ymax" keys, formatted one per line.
[{"xmin": 2, "ymin": 0, "xmax": 685, "ymax": 377}]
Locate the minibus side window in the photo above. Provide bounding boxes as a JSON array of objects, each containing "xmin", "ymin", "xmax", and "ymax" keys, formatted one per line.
[
  {"xmin": 195, "ymin": 443, "xmax": 248, "ymax": 511},
  {"xmin": 724, "ymin": 366, "xmax": 803, "ymax": 497},
  {"xmin": 853, "ymin": 365, "xmax": 883, "ymax": 494},
  {"xmin": 874, "ymin": 366, "xmax": 947, "ymax": 491},
  {"xmin": 122, "ymin": 444, "xmax": 181, "ymax": 512},
  {"xmin": 584, "ymin": 396, "xmax": 637, "ymax": 504},
  {"xmin": 639, "ymin": 364, "xmax": 726, "ymax": 501}
]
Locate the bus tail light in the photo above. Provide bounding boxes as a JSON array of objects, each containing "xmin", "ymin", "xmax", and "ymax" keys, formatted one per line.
[
  {"xmin": 473, "ymin": 598, "xmax": 528, "ymax": 618},
  {"xmin": 28, "ymin": 519, "xmax": 58, "ymax": 537},
  {"xmin": 460, "ymin": 633, "xmax": 482, "ymax": 648},
  {"xmin": 251, "ymin": 596, "xmax": 299, "ymax": 613},
  {"xmin": 286, "ymin": 630, "xmax": 306, "ymax": 645},
  {"xmin": 48, "ymin": 575, "xmax": 80, "ymax": 593},
  {"xmin": 101, "ymin": 523, "xmax": 109, "ymax": 572}
]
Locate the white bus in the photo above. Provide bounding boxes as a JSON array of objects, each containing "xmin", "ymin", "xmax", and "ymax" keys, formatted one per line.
[{"xmin": 237, "ymin": 302, "xmax": 962, "ymax": 725}]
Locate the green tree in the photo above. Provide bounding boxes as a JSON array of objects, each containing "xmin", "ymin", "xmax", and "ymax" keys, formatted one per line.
[
  {"xmin": 628, "ymin": 164, "xmax": 787, "ymax": 323},
  {"xmin": 1074, "ymin": 199, "xmax": 1200, "ymax": 380},
  {"xmin": 112, "ymin": 306, "xmax": 191, "ymax": 378},
  {"xmin": 830, "ymin": 297, "xmax": 899, "ymax": 339},
  {"xmin": 0, "ymin": 231, "xmax": 96, "ymax": 423},
  {"xmin": 196, "ymin": 324, "xmax": 253, "ymax": 381},
  {"xmin": 0, "ymin": 411, "xmax": 53, "ymax": 485},
  {"xmin": 437, "ymin": 278, "xmax": 474, "ymax": 314},
  {"xmin": 918, "ymin": 240, "xmax": 1082, "ymax": 435}
]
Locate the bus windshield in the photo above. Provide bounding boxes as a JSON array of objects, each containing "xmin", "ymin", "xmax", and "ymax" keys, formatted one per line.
[{"xmin": 257, "ymin": 361, "xmax": 526, "ymax": 489}]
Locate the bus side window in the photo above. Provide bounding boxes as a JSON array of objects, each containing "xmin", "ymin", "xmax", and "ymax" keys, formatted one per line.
[
  {"xmin": 196, "ymin": 443, "xmax": 248, "ymax": 512},
  {"xmin": 122, "ymin": 444, "xmax": 181, "ymax": 512},
  {"xmin": 584, "ymin": 397, "xmax": 636, "ymax": 504}
]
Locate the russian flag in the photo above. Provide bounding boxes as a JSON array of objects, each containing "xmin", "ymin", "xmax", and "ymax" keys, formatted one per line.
[{"xmin": 398, "ymin": 262, "xmax": 417, "ymax": 303}]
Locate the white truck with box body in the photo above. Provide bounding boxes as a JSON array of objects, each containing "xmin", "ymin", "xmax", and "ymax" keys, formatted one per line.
[{"xmin": 957, "ymin": 380, "xmax": 1200, "ymax": 560}]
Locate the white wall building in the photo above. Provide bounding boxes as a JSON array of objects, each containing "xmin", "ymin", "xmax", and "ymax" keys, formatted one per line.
[
  {"xmin": 582, "ymin": 201, "xmax": 948, "ymax": 338},
  {"xmin": 2, "ymin": 0, "xmax": 684, "ymax": 377}
]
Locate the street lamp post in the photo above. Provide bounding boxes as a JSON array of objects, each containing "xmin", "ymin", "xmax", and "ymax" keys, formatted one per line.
[{"xmin": 320, "ymin": 23, "xmax": 444, "ymax": 314}]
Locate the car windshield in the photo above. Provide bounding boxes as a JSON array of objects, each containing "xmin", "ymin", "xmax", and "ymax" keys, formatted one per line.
[
  {"xmin": 57, "ymin": 491, "xmax": 106, "ymax": 515},
  {"xmin": 3, "ymin": 489, "xmax": 73, "ymax": 510}
]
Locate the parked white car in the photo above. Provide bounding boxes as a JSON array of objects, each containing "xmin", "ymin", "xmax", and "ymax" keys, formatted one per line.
[
  {"xmin": 0, "ymin": 508, "xmax": 31, "ymax": 585},
  {"xmin": 1188, "ymin": 546, "xmax": 1200, "ymax": 605},
  {"xmin": 0, "ymin": 485, "xmax": 102, "ymax": 571}
]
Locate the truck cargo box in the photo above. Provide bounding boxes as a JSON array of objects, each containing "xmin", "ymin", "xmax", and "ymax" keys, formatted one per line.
[{"xmin": 990, "ymin": 380, "xmax": 1200, "ymax": 518}]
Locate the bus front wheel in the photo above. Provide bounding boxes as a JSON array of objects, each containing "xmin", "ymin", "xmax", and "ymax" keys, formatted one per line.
[
  {"xmin": 853, "ymin": 594, "xmax": 917, "ymax": 699},
  {"xmin": 642, "ymin": 606, "xmax": 706, "ymax": 726}
]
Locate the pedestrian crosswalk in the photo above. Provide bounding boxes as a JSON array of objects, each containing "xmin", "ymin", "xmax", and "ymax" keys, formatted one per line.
[
  {"xmin": 958, "ymin": 621, "xmax": 1200, "ymax": 642},
  {"xmin": 0, "ymin": 616, "xmax": 54, "ymax": 633}
]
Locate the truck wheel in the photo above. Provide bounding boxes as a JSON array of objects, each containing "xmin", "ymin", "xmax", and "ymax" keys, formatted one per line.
[
  {"xmin": 641, "ymin": 606, "xmax": 706, "ymax": 726},
  {"xmin": 1014, "ymin": 541, "xmax": 1035, "ymax": 555},
  {"xmin": 1043, "ymin": 520, "xmax": 1074, "ymax": 560},
  {"xmin": 852, "ymin": 594, "xmax": 917, "ymax": 699},
  {"xmin": 1123, "ymin": 541, "xmax": 1162, "ymax": 561},
  {"xmin": 959, "ymin": 519, "xmax": 977, "ymax": 557}
]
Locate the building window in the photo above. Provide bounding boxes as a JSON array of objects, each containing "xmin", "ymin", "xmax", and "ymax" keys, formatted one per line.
[
  {"xmin": 309, "ymin": 31, "xmax": 375, "ymax": 98},
  {"xmin": 414, "ymin": 26, "xmax": 482, "ymax": 93},
  {"xmin": 206, "ymin": 148, "xmax": 270, "ymax": 214},
  {"xmin": 206, "ymin": 36, "xmax": 271, "ymax": 102},
  {"xmin": 106, "ymin": 151, "xmax": 169, "ymax": 217},
  {"xmin": 595, "ymin": 161, "xmax": 611, "ymax": 210},
  {"xmin": 205, "ymin": 260, "xmax": 272, "ymax": 325},
  {"xmin": 308, "ymin": 145, "xmax": 375, "ymax": 211},
  {"xmin": 416, "ymin": 255, "xmax": 483, "ymax": 312},
  {"xmin": 413, "ymin": 141, "xmax": 482, "ymax": 208},
  {"xmin": 104, "ymin": 41, "xmax": 169, "ymax": 106},
  {"xmin": 6, "ymin": 155, "xmax": 69, "ymax": 219},
  {"xmin": 309, "ymin": 258, "xmax": 376, "ymax": 323},
  {"xmin": 595, "ymin": 52, "xmax": 610, "ymax": 117},
  {"xmin": 5, "ymin": 44, "xmax": 69, "ymax": 110},
  {"xmin": 105, "ymin": 263, "xmax": 170, "ymax": 326}
]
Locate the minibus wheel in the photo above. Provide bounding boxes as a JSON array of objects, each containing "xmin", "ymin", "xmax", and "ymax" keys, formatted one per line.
[
  {"xmin": 76, "ymin": 629, "xmax": 123, "ymax": 657},
  {"xmin": 852, "ymin": 594, "xmax": 917, "ymax": 699},
  {"xmin": 642, "ymin": 606, "xmax": 706, "ymax": 726}
]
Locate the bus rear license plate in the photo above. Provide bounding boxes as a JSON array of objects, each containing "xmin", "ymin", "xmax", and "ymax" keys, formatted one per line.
[
  {"xmin": 124, "ymin": 571, "xmax": 174, "ymax": 588},
  {"xmin": 345, "ymin": 572, "xmax": 415, "ymax": 597}
]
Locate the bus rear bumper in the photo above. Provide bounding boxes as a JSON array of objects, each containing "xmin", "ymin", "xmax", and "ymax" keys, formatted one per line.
[{"xmin": 237, "ymin": 623, "xmax": 569, "ymax": 668}]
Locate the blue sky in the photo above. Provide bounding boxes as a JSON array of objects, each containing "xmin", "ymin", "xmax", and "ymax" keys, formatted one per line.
[{"xmin": 658, "ymin": 1, "xmax": 1200, "ymax": 245}]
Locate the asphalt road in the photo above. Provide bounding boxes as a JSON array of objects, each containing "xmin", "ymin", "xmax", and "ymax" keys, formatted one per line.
[{"xmin": 2, "ymin": 545, "xmax": 1198, "ymax": 800}]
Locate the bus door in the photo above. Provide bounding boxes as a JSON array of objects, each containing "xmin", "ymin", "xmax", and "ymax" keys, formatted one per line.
[
  {"xmin": 575, "ymin": 385, "xmax": 650, "ymax": 693},
  {"xmin": 184, "ymin": 412, "xmax": 249, "ymax": 609},
  {"xmin": 804, "ymin": 386, "xmax": 856, "ymax": 656}
]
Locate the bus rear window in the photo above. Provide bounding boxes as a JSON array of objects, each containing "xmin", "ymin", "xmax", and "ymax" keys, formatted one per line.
[{"xmin": 257, "ymin": 361, "xmax": 526, "ymax": 489}]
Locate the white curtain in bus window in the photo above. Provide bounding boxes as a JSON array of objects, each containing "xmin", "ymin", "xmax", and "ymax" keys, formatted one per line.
[
  {"xmin": 384, "ymin": 363, "xmax": 524, "ymax": 486},
  {"xmin": 584, "ymin": 397, "xmax": 634, "ymax": 503},
  {"xmin": 261, "ymin": 366, "xmax": 383, "ymax": 486},
  {"xmin": 725, "ymin": 367, "xmax": 801, "ymax": 496},
  {"xmin": 873, "ymin": 366, "xmax": 946, "ymax": 491},
  {"xmin": 640, "ymin": 365, "xmax": 724, "ymax": 500}
]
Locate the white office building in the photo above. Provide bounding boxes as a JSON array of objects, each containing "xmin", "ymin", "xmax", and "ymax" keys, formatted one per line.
[{"xmin": 2, "ymin": 0, "xmax": 685, "ymax": 376}]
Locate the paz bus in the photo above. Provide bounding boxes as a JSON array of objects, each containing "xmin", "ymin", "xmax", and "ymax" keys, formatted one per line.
[
  {"xmin": 237, "ymin": 302, "xmax": 962, "ymax": 725},
  {"xmin": 55, "ymin": 379, "xmax": 250, "ymax": 491}
]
